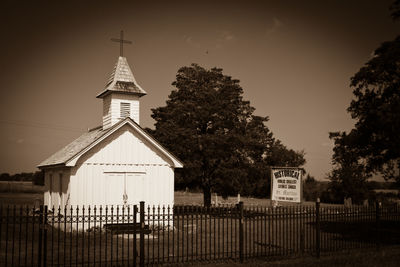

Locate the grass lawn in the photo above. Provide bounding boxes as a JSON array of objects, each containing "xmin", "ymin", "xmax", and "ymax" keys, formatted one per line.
[
  {"xmin": 197, "ymin": 246, "xmax": 400, "ymax": 267},
  {"xmin": 0, "ymin": 192, "xmax": 43, "ymax": 206},
  {"xmin": 1, "ymin": 190, "xmax": 399, "ymax": 266},
  {"xmin": 174, "ymin": 191, "xmax": 271, "ymax": 206},
  {"xmin": 1, "ymin": 189, "xmax": 323, "ymax": 208},
  {"xmin": 174, "ymin": 191, "xmax": 319, "ymax": 207},
  {"xmin": 1, "ymin": 191, "xmax": 292, "ymax": 207}
]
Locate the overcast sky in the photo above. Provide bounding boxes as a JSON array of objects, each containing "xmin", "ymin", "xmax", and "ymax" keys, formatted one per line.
[{"xmin": 0, "ymin": 0, "xmax": 398, "ymax": 180}]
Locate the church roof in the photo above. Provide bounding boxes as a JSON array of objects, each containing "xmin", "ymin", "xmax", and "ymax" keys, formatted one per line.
[
  {"xmin": 38, "ymin": 126, "xmax": 105, "ymax": 167},
  {"xmin": 96, "ymin": 56, "xmax": 147, "ymax": 98},
  {"xmin": 38, "ymin": 118, "xmax": 183, "ymax": 169}
]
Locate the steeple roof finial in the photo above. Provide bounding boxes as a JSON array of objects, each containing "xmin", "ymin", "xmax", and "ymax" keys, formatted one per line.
[
  {"xmin": 111, "ymin": 30, "xmax": 132, "ymax": 57},
  {"xmin": 97, "ymin": 31, "xmax": 146, "ymax": 99}
]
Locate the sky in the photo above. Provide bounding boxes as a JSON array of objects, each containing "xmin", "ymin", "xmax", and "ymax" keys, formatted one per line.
[{"xmin": 0, "ymin": 0, "xmax": 398, "ymax": 180}]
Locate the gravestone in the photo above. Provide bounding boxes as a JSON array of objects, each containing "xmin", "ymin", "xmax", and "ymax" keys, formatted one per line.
[{"xmin": 344, "ymin": 197, "xmax": 352, "ymax": 208}]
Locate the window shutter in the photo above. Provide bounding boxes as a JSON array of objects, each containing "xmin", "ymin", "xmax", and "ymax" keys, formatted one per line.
[{"xmin": 120, "ymin": 102, "xmax": 131, "ymax": 118}]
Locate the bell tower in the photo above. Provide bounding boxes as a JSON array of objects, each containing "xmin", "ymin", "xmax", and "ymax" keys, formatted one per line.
[{"xmin": 97, "ymin": 31, "xmax": 146, "ymax": 129}]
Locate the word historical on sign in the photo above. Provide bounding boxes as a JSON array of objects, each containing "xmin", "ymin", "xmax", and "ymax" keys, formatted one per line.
[{"xmin": 271, "ymin": 167, "xmax": 302, "ymax": 203}]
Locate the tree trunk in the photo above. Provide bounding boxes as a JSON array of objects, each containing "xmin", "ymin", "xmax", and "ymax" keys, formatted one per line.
[{"xmin": 203, "ymin": 186, "xmax": 212, "ymax": 207}]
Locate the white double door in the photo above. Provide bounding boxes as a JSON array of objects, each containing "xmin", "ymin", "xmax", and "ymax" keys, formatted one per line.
[{"xmin": 105, "ymin": 172, "xmax": 146, "ymax": 206}]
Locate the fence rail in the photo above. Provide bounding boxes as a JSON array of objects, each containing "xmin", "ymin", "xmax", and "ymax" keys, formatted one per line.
[{"xmin": 0, "ymin": 201, "xmax": 399, "ymax": 266}]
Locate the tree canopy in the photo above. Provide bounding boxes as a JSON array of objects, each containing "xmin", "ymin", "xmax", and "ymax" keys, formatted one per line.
[
  {"xmin": 327, "ymin": 2, "xmax": 400, "ymax": 202},
  {"xmin": 327, "ymin": 132, "xmax": 371, "ymax": 204},
  {"xmin": 0, "ymin": 171, "xmax": 44, "ymax": 185},
  {"xmin": 148, "ymin": 64, "xmax": 305, "ymax": 206},
  {"xmin": 346, "ymin": 34, "xmax": 400, "ymax": 184},
  {"xmin": 390, "ymin": 0, "xmax": 400, "ymax": 20}
]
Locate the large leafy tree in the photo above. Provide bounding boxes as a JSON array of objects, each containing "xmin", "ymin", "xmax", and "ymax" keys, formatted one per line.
[
  {"xmin": 327, "ymin": 2, "xmax": 400, "ymax": 201},
  {"xmin": 148, "ymin": 64, "xmax": 305, "ymax": 206},
  {"xmin": 390, "ymin": 0, "xmax": 400, "ymax": 20},
  {"xmin": 327, "ymin": 132, "xmax": 371, "ymax": 204},
  {"xmin": 347, "ymin": 34, "xmax": 400, "ymax": 183}
]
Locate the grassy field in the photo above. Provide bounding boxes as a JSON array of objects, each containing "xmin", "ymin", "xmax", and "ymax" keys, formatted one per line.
[
  {"xmin": 0, "ymin": 181, "xmax": 44, "ymax": 194},
  {"xmin": 174, "ymin": 191, "xmax": 272, "ymax": 206},
  {"xmin": 198, "ymin": 246, "xmax": 400, "ymax": 267},
  {"xmin": 0, "ymin": 182, "xmax": 44, "ymax": 207},
  {"xmin": 1, "ymin": 207, "xmax": 398, "ymax": 266},
  {"xmin": 0, "ymin": 193, "xmax": 43, "ymax": 206},
  {"xmin": 1, "ymin": 190, "xmax": 399, "ymax": 266},
  {"xmin": 0, "ymin": 190, "xmax": 314, "ymax": 207},
  {"xmin": 174, "ymin": 191, "xmax": 319, "ymax": 207}
]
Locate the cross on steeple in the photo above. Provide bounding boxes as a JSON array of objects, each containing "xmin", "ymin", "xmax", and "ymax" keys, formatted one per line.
[{"xmin": 111, "ymin": 30, "xmax": 132, "ymax": 57}]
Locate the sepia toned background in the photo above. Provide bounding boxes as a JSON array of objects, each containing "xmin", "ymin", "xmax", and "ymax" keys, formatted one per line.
[{"xmin": 0, "ymin": 0, "xmax": 398, "ymax": 180}]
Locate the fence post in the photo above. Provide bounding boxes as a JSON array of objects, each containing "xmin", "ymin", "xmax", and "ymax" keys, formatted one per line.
[
  {"xmin": 376, "ymin": 201, "xmax": 380, "ymax": 250},
  {"xmin": 238, "ymin": 201, "xmax": 244, "ymax": 263},
  {"xmin": 315, "ymin": 198, "xmax": 320, "ymax": 259},
  {"xmin": 43, "ymin": 206, "xmax": 48, "ymax": 267},
  {"xmin": 140, "ymin": 201, "xmax": 145, "ymax": 267},
  {"xmin": 300, "ymin": 226, "xmax": 305, "ymax": 255},
  {"xmin": 133, "ymin": 205, "xmax": 137, "ymax": 267},
  {"xmin": 38, "ymin": 205, "xmax": 43, "ymax": 267}
]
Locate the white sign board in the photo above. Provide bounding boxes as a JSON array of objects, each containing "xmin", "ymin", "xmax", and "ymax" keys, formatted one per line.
[{"xmin": 271, "ymin": 168, "xmax": 302, "ymax": 203}]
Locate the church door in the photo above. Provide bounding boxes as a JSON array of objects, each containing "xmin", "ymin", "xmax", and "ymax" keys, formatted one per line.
[
  {"xmin": 125, "ymin": 172, "xmax": 147, "ymax": 205},
  {"xmin": 105, "ymin": 173, "xmax": 125, "ymax": 206},
  {"xmin": 105, "ymin": 172, "xmax": 146, "ymax": 206}
]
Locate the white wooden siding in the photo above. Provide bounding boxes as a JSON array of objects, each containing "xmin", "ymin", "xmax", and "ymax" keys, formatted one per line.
[
  {"xmin": 68, "ymin": 126, "xmax": 175, "ymax": 208},
  {"xmin": 81, "ymin": 125, "xmax": 171, "ymax": 165},
  {"xmin": 103, "ymin": 93, "xmax": 140, "ymax": 129},
  {"xmin": 44, "ymin": 173, "xmax": 50, "ymax": 206},
  {"xmin": 102, "ymin": 95, "xmax": 112, "ymax": 128},
  {"xmin": 69, "ymin": 165, "xmax": 174, "ymax": 207},
  {"xmin": 43, "ymin": 168, "xmax": 71, "ymax": 210}
]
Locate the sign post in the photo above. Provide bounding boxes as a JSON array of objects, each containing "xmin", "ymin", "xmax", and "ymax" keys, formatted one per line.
[{"xmin": 271, "ymin": 167, "xmax": 303, "ymax": 203}]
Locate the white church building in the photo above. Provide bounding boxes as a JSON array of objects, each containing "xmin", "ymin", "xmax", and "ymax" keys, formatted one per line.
[{"xmin": 38, "ymin": 55, "xmax": 183, "ymax": 210}]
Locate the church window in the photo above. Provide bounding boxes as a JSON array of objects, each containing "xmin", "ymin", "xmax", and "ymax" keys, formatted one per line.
[
  {"xmin": 59, "ymin": 174, "xmax": 63, "ymax": 196},
  {"xmin": 49, "ymin": 174, "xmax": 53, "ymax": 193},
  {"xmin": 49, "ymin": 174, "xmax": 53, "ymax": 206},
  {"xmin": 120, "ymin": 102, "xmax": 130, "ymax": 118},
  {"xmin": 59, "ymin": 173, "xmax": 63, "ymax": 207}
]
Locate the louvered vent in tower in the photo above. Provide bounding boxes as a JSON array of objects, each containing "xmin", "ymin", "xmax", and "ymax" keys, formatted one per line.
[{"xmin": 120, "ymin": 102, "xmax": 130, "ymax": 118}]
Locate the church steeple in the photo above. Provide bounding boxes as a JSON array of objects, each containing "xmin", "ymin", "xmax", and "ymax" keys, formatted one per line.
[
  {"xmin": 97, "ymin": 32, "xmax": 146, "ymax": 129},
  {"xmin": 97, "ymin": 56, "xmax": 147, "ymax": 129},
  {"xmin": 97, "ymin": 56, "xmax": 147, "ymax": 98}
]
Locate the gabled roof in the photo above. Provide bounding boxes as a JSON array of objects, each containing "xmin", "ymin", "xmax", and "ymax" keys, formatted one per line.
[
  {"xmin": 96, "ymin": 56, "xmax": 147, "ymax": 98},
  {"xmin": 38, "ymin": 118, "xmax": 183, "ymax": 169}
]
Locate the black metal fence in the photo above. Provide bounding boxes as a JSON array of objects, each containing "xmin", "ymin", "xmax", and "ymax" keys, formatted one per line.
[{"xmin": 0, "ymin": 201, "xmax": 399, "ymax": 266}]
